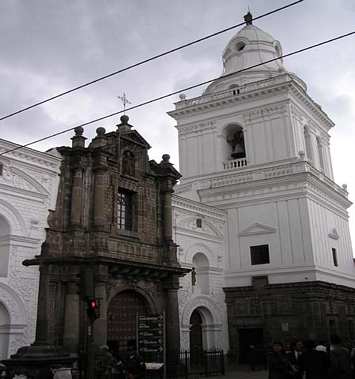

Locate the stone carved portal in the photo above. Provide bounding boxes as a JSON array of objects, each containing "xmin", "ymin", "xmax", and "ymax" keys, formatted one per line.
[{"xmin": 107, "ymin": 290, "xmax": 148, "ymax": 353}]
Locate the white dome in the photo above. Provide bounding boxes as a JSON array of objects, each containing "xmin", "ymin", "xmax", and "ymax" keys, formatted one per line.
[
  {"xmin": 205, "ymin": 18, "xmax": 289, "ymax": 94},
  {"xmin": 223, "ymin": 23, "xmax": 284, "ymax": 75}
]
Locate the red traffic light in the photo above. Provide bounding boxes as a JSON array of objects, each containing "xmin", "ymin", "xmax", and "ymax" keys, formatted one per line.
[{"xmin": 89, "ymin": 299, "xmax": 98, "ymax": 309}]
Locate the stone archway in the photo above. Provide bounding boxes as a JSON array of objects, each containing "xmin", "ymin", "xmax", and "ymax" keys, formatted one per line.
[
  {"xmin": 107, "ymin": 290, "xmax": 149, "ymax": 353},
  {"xmin": 181, "ymin": 296, "xmax": 224, "ymax": 351},
  {"xmin": 0, "ymin": 302, "xmax": 10, "ymax": 360}
]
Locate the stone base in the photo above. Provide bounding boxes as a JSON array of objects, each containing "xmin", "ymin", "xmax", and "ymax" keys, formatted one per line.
[
  {"xmin": 224, "ymin": 280, "xmax": 355, "ymax": 363},
  {"xmin": 2, "ymin": 344, "xmax": 77, "ymax": 378}
]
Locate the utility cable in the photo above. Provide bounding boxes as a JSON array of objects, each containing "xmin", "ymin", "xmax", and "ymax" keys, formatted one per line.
[
  {"xmin": 1, "ymin": 29, "xmax": 354, "ymax": 157},
  {"xmin": 0, "ymin": 1, "xmax": 303, "ymax": 122}
]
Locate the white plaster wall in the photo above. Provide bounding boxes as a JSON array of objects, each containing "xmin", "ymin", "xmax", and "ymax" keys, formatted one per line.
[
  {"xmin": 0, "ymin": 141, "xmax": 60, "ymax": 357},
  {"xmin": 172, "ymin": 197, "xmax": 229, "ymax": 352},
  {"xmin": 307, "ymin": 198, "xmax": 355, "ymax": 278}
]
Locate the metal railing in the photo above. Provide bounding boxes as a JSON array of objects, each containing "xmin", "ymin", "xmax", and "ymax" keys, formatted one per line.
[{"xmin": 166, "ymin": 350, "xmax": 225, "ymax": 378}]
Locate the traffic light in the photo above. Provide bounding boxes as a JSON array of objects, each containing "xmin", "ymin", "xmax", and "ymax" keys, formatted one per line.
[{"xmin": 87, "ymin": 298, "xmax": 99, "ymax": 322}]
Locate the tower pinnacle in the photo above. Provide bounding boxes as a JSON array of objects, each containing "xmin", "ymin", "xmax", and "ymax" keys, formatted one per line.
[{"xmin": 244, "ymin": 11, "xmax": 253, "ymax": 25}]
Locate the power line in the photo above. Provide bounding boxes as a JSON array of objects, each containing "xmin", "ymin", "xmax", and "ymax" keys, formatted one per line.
[
  {"xmin": 0, "ymin": 1, "xmax": 303, "ymax": 122},
  {"xmin": 1, "ymin": 29, "xmax": 354, "ymax": 158}
]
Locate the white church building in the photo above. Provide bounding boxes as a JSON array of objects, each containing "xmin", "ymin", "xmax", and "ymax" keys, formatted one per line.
[
  {"xmin": 0, "ymin": 140, "xmax": 60, "ymax": 359},
  {"xmin": 171, "ymin": 12, "xmax": 355, "ymax": 361}
]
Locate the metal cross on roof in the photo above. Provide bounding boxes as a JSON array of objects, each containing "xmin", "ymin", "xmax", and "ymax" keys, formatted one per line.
[{"xmin": 117, "ymin": 92, "xmax": 132, "ymax": 114}]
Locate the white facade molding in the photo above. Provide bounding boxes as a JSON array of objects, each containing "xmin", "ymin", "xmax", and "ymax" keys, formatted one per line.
[
  {"xmin": 239, "ymin": 222, "xmax": 277, "ymax": 237},
  {"xmin": 328, "ymin": 228, "xmax": 340, "ymax": 240}
]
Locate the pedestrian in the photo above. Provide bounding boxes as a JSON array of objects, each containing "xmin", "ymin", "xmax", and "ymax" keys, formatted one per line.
[
  {"xmin": 329, "ymin": 335, "xmax": 352, "ymax": 379},
  {"xmin": 122, "ymin": 340, "xmax": 146, "ymax": 379},
  {"xmin": 247, "ymin": 344, "xmax": 258, "ymax": 371},
  {"xmin": 268, "ymin": 341, "xmax": 295, "ymax": 379},
  {"xmin": 286, "ymin": 340, "xmax": 303, "ymax": 379},
  {"xmin": 112, "ymin": 353, "xmax": 127, "ymax": 379},
  {"xmin": 299, "ymin": 339, "xmax": 329, "ymax": 379}
]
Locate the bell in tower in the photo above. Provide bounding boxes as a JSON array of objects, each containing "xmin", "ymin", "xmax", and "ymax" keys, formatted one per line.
[{"xmin": 227, "ymin": 129, "xmax": 246, "ymax": 159}]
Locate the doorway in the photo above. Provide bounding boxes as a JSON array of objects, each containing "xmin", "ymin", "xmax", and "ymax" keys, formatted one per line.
[
  {"xmin": 190, "ymin": 309, "xmax": 203, "ymax": 365},
  {"xmin": 107, "ymin": 290, "xmax": 148, "ymax": 354},
  {"xmin": 238, "ymin": 328, "xmax": 264, "ymax": 364}
]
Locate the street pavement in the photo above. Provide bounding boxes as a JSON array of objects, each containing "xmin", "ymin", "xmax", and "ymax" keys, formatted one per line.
[{"xmin": 213, "ymin": 368, "xmax": 267, "ymax": 379}]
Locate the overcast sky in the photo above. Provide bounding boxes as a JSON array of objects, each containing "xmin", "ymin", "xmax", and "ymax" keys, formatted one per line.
[{"xmin": 0, "ymin": 0, "xmax": 354, "ymax": 243}]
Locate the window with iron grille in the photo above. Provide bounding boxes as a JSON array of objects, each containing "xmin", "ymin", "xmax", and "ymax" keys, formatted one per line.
[
  {"xmin": 250, "ymin": 244, "xmax": 270, "ymax": 265},
  {"xmin": 117, "ymin": 190, "xmax": 133, "ymax": 231}
]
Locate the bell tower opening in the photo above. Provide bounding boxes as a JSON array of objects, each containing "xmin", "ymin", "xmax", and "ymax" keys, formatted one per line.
[{"xmin": 225, "ymin": 124, "xmax": 246, "ymax": 161}]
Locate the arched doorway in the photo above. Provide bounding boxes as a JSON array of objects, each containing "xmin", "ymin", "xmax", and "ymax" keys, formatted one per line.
[
  {"xmin": 190, "ymin": 309, "xmax": 203, "ymax": 364},
  {"xmin": 107, "ymin": 290, "xmax": 148, "ymax": 353},
  {"xmin": 0, "ymin": 302, "xmax": 10, "ymax": 359}
]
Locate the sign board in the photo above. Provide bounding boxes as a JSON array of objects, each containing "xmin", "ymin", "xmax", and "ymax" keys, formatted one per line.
[{"xmin": 136, "ymin": 313, "xmax": 165, "ymax": 363}]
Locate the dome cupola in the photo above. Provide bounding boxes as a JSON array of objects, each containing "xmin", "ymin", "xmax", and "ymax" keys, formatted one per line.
[
  {"xmin": 205, "ymin": 12, "xmax": 290, "ymax": 94},
  {"xmin": 223, "ymin": 12, "xmax": 284, "ymax": 77}
]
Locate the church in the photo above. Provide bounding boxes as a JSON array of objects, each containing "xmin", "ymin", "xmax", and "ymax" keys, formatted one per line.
[
  {"xmin": 0, "ymin": 11, "xmax": 354, "ymax": 369},
  {"xmin": 171, "ymin": 12, "xmax": 355, "ymax": 361}
]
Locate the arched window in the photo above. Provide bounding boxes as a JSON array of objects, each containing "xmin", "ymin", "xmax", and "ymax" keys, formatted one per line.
[
  {"xmin": 192, "ymin": 253, "xmax": 210, "ymax": 294},
  {"xmin": 225, "ymin": 124, "xmax": 246, "ymax": 160},
  {"xmin": 122, "ymin": 151, "xmax": 135, "ymax": 177},
  {"xmin": 317, "ymin": 137, "xmax": 324, "ymax": 171}
]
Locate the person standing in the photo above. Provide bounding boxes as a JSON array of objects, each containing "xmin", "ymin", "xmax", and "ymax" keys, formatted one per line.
[
  {"xmin": 299, "ymin": 340, "xmax": 329, "ymax": 379},
  {"xmin": 286, "ymin": 341, "xmax": 303, "ymax": 379},
  {"xmin": 329, "ymin": 335, "xmax": 352, "ymax": 379},
  {"xmin": 268, "ymin": 342, "xmax": 294, "ymax": 379}
]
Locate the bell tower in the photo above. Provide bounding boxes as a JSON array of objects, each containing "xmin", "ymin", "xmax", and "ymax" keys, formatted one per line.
[{"xmin": 170, "ymin": 12, "xmax": 355, "ymax": 347}]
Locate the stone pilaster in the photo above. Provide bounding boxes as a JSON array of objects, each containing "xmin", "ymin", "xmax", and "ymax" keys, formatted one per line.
[
  {"xmin": 93, "ymin": 154, "xmax": 108, "ymax": 230},
  {"xmin": 70, "ymin": 168, "xmax": 83, "ymax": 227},
  {"xmin": 34, "ymin": 265, "xmax": 50, "ymax": 345},
  {"xmin": 93, "ymin": 281, "xmax": 108, "ymax": 346},
  {"xmin": 164, "ymin": 277, "xmax": 181, "ymax": 354},
  {"xmin": 63, "ymin": 282, "xmax": 80, "ymax": 352}
]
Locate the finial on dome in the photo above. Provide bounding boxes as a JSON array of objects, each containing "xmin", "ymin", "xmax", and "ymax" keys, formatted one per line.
[{"xmin": 244, "ymin": 10, "xmax": 253, "ymax": 25}]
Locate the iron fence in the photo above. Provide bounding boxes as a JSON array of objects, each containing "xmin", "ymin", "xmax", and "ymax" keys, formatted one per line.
[{"xmin": 165, "ymin": 350, "xmax": 225, "ymax": 379}]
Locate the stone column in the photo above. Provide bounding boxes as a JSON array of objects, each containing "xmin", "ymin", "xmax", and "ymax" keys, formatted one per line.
[
  {"xmin": 93, "ymin": 281, "xmax": 107, "ymax": 346},
  {"xmin": 63, "ymin": 282, "xmax": 80, "ymax": 352},
  {"xmin": 93, "ymin": 158, "xmax": 108, "ymax": 230},
  {"xmin": 164, "ymin": 278, "xmax": 180, "ymax": 355},
  {"xmin": 34, "ymin": 265, "xmax": 50, "ymax": 345},
  {"xmin": 162, "ymin": 187, "xmax": 173, "ymax": 242},
  {"xmin": 70, "ymin": 168, "xmax": 83, "ymax": 227}
]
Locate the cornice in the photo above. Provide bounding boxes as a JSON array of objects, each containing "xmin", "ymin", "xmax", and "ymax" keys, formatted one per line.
[
  {"xmin": 289, "ymin": 86, "xmax": 334, "ymax": 129},
  {"xmin": 175, "ymin": 227, "xmax": 224, "ymax": 243},
  {"xmin": 172, "ymin": 194, "xmax": 226, "ymax": 221},
  {"xmin": 184, "ymin": 160, "xmax": 349, "ymax": 214},
  {"xmin": 169, "ymin": 74, "xmax": 293, "ymax": 120},
  {"xmin": 0, "ymin": 139, "xmax": 61, "ymax": 171}
]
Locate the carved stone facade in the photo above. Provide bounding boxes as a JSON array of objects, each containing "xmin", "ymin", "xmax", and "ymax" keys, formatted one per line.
[
  {"xmin": 0, "ymin": 139, "xmax": 60, "ymax": 359},
  {"xmin": 18, "ymin": 116, "xmax": 187, "ymax": 369}
]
